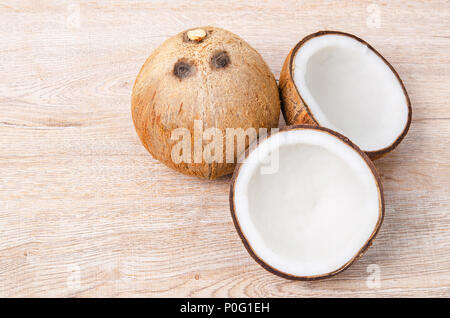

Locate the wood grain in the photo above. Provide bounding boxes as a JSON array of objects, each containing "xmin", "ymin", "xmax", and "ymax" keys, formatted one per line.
[{"xmin": 0, "ymin": 0, "xmax": 449, "ymax": 297}]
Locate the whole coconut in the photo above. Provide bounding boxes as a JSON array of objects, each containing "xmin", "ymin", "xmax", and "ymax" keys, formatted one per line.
[{"xmin": 131, "ymin": 26, "xmax": 280, "ymax": 179}]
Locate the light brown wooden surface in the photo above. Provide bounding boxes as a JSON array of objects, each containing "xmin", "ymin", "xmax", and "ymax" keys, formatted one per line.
[{"xmin": 0, "ymin": 0, "xmax": 449, "ymax": 297}]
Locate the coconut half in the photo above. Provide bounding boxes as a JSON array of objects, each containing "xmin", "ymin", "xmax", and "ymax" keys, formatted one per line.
[
  {"xmin": 279, "ymin": 31, "xmax": 411, "ymax": 159},
  {"xmin": 230, "ymin": 126, "xmax": 384, "ymax": 280}
]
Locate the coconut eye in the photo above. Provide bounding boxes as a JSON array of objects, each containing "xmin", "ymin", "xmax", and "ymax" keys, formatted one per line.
[
  {"xmin": 173, "ymin": 60, "xmax": 194, "ymax": 79},
  {"xmin": 211, "ymin": 51, "xmax": 230, "ymax": 69}
]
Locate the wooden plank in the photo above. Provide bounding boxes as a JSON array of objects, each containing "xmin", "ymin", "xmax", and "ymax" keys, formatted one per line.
[{"xmin": 0, "ymin": 0, "xmax": 449, "ymax": 297}]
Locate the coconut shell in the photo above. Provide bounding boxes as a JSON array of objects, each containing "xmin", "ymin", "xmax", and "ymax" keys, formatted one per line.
[
  {"xmin": 279, "ymin": 31, "xmax": 412, "ymax": 160},
  {"xmin": 229, "ymin": 125, "xmax": 385, "ymax": 280},
  {"xmin": 131, "ymin": 27, "xmax": 280, "ymax": 179}
]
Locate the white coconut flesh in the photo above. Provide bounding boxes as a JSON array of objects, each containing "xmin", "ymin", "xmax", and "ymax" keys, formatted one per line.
[
  {"xmin": 233, "ymin": 128, "xmax": 382, "ymax": 277},
  {"xmin": 293, "ymin": 34, "xmax": 409, "ymax": 152}
]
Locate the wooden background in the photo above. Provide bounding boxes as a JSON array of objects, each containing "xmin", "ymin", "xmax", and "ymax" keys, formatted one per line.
[{"xmin": 0, "ymin": 0, "xmax": 449, "ymax": 297}]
